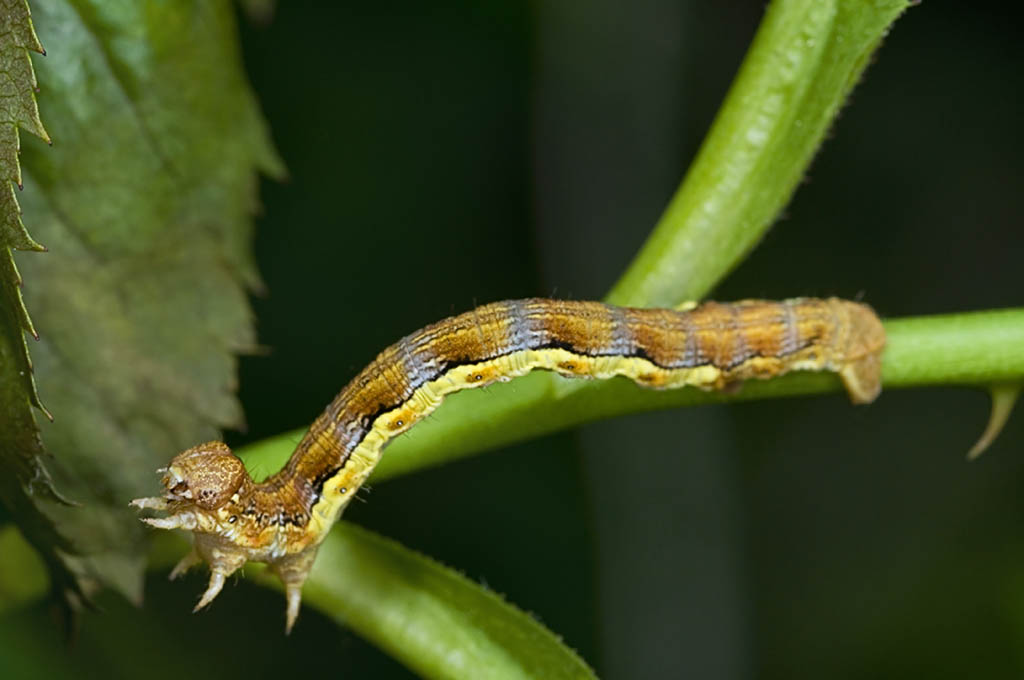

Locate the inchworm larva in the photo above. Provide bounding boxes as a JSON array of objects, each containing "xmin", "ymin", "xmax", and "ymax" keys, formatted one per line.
[{"xmin": 132, "ymin": 297, "xmax": 885, "ymax": 632}]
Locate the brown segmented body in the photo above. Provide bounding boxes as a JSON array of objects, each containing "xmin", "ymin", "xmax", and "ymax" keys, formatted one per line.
[{"xmin": 132, "ymin": 297, "xmax": 885, "ymax": 631}]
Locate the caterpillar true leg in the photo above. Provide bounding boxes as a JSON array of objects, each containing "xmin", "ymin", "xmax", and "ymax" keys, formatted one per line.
[
  {"xmin": 129, "ymin": 496, "xmax": 168, "ymax": 511},
  {"xmin": 140, "ymin": 515, "xmax": 190, "ymax": 530}
]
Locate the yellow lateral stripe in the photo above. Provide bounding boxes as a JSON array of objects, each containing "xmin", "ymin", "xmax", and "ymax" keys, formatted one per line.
[{"xmin": 305, "ymin": 342, "xmax": 831, "ymax": 534}]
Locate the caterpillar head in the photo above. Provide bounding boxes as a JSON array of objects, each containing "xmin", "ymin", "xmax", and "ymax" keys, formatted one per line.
[
  {"xmin": 133, "ymin": 440, "xmax": 314, "ymax": 635},
  {"xmin": 159, "ymin": 440, "xmax": 248, "ymax": 510}
]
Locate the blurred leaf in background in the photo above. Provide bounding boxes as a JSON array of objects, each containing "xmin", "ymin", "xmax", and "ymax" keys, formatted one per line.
[{"xmin": 1, "ymin": 0, "xmax": 280, "ymax": 610}]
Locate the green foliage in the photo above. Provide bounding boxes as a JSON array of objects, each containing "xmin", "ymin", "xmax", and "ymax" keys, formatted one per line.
[
  {"xmin": 0, "ymin": 0, "xmax": 75, "ymax": 608},
  {"xmin": 1, "ymin": 0, "xmax": 281, "ymax": 606},
  {"xmin": 0, "ymin": 0, "xmax": 1022, "ymax": 679}
]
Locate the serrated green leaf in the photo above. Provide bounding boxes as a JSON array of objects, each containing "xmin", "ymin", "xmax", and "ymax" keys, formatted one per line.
[
  {"xmin": 0, "ymin": 0, "xmax": 83, "ymax": 611},
  {"xmin": 0, "ymin": 0, "xmax": 49, "ymax": 381},
  {"xmin": 0, "ymin": 0, "xmax": 282, "ymax": 608}
]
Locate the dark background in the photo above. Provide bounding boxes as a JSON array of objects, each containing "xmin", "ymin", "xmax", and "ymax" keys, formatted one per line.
[{"xmin": 15, "ymin": 1, "xmax": 1024, "ymax": 678}]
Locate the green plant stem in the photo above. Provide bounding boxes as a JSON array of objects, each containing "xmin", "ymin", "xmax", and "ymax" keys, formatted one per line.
[
  {"xmin": 253, "ymin": 526, "xmax": 596, "ymax": 680},
  {"xmin": 239, "ymin": 307, "xmax": 1024, "ymax": 483},
  {"xmin": 607, "ymin": 0, "xmax": 912, "ymax": 307}
]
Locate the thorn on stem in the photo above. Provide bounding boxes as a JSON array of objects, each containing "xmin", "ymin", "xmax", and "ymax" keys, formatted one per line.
[{"xmin": 967, "ymin": 383, "xmax": 1022, "ymax": 461}]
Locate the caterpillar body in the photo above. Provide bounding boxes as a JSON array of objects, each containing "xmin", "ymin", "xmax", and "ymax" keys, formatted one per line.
[{"xmin": 132, "ymin": 297, "xmax": 885, "ymax": 632}]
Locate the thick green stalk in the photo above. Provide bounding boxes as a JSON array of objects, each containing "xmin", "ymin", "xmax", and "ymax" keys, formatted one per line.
[
  {"xmin": 607, "ymin": 0, "xmax": 911, "ymax": 307},
  {"xmin": 253, "ymin": 526, "xmax": 596, "ymax": 680}
]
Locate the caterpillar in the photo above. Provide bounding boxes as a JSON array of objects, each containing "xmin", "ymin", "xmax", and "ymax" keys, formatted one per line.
[{"xmin": 132, "ymin": 297, "xmax": 885, "ymax": 632}]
